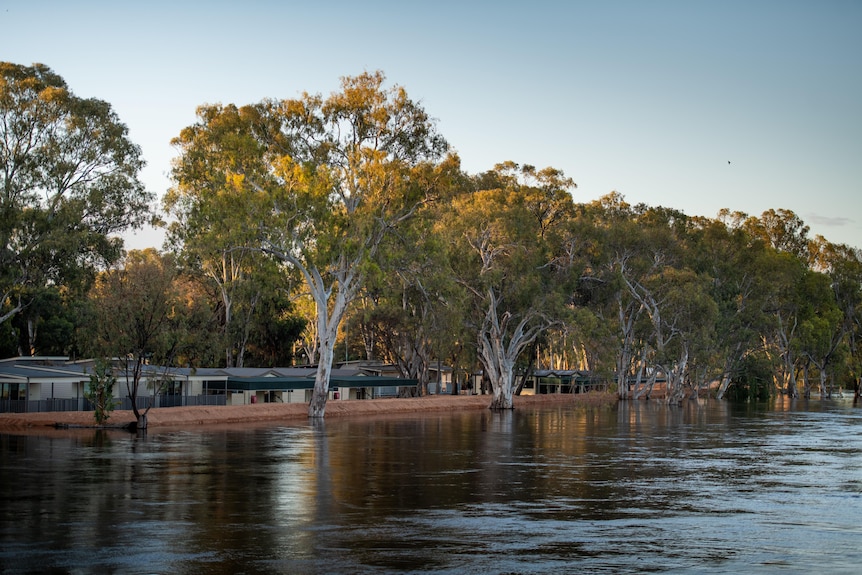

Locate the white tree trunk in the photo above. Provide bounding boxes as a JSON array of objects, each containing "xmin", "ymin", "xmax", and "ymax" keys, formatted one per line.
[
  {"xmin": 264, "ymin": 239, "xmax": 363, "ymax": 418},
  {"xmin": 478, "ymin": 291, "xmax": 544, "ymax": 410},
  {"xmin": 489, "ymin": 367, "xmax": 515, "ymax": 409},
  {"xmin": 715, "ymin": 372, "xmax": 732, "ymax": 400},
  {"xmin": 306, "ymin": 264, "xmax": 357, "ymax": 418},
  {"xmin": 309, "ymin": 337, "xmax": 334, "ymax": 418},
  {"xmin": 819, "ymin": 366, "xmax": 829, "ymax": 398},
  {"xmin": 665, "ymin": 347, "xmax": 689, "ymax": 405}
]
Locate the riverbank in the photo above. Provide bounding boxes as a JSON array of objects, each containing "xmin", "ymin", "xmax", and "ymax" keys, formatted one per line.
[{"xmin": 0, "ymin": 392, "xmax": 617, "ymax": 432}]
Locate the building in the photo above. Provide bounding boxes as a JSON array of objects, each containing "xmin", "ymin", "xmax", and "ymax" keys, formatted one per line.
[{"xmin": 0, "ymin": 357, "xmax": 419, "ymax": 413}]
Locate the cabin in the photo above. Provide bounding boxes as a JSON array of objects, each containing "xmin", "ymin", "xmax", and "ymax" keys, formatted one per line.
[
  {"xmin": 525, "ymin": 370, "xmax": 604, "ymax": 394},
  {"xmin": 0, "ymin": 357, "xmax": 91, "ymax": 412},
  {"xmin": 176, "ymin": 365, "xmax": 418, "ymax": 405},
  {"xmin": 0, "ymin": 357, "xmax": 418, "ymax": 413},
  {"xmin": 468, "ymin": 369, "xmax": 606, "ymax": 396},
  {"xmin": 338, "ymin": 360, "xmax": 454, "ymax": 395}
]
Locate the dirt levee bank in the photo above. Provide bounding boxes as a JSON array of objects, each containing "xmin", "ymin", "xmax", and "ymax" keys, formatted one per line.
[{"xmin": 0, "ymin": 392, "xmax": 616, "ymax": 432}]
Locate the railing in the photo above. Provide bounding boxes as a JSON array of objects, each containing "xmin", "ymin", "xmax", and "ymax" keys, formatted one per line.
[
  {"xmin": 0, "ymin": 398, "xmax": 93, "ymax": 413},
  {"xmin": 155, "ymin": 395, "xmax": 226, "ymax": 408},
  {"xmin": 0, "ymin": 394, "xmax": 227, "ymax": 414}
]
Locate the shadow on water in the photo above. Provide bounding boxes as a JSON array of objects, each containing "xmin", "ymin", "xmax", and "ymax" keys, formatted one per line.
[{"xmin": 1, "ymin": 399, "xmax": 861, "ymax": 574}]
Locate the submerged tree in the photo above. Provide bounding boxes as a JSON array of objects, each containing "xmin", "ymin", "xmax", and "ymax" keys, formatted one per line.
[
  {"xmin": 441, "ymin": 163, "xmax": 576, "ymax": 409},
  {"xmin": 261, "ymin": 73, "xmax": 453, "ymax": 417},
  {"xmin": 171, "ymin": 72, "xmax": 452, "ymax": 417}
]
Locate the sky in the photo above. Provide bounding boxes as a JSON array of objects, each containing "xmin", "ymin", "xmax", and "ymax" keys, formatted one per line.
[{"xmin": 2, "ymin": 0, "xmax": 861, "ymax": 250}]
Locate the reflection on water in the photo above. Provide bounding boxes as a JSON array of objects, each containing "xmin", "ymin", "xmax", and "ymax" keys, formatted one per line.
[{"xmin": 1, "ymin": 399, "xmax": 861, "ymax": 574}]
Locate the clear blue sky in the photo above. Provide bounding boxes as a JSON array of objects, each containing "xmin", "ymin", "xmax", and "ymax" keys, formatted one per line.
[{"xmin": 3, "ymin": 0, "xmax": 861, "ymax": 249}]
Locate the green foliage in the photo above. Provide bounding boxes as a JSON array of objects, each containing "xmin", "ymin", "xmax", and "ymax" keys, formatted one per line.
[
  {"xmin": 0, "ymin": 62, "xmax": 155, "ymax": 327},
  {"xmin": 244, "ymin": 289, "xmax": 307, "ymax": 366},
  {"xmin": 726, "ymin": 353, "xmax": 776, "ymax": 402},
  {"xmin": 5, "ymin": 68, "xmax": 862, "ymax": 413},
  {"xmin": 167, "ymin": 71, "xmax": 453, "ymax": 416},
  {"xmin": 85, "ymin": 249, "xmax": 206, "ymax": 419},
  {"xmin": 437, "ymin": 162, "xmax": 578, "ymax": 407},
  {"xmin": 4, "ymin": 286, "xmax": 86, "ymax": 357},
  {"xmin": 85, "ymin": 359, "xmax": 116, "ymax": 425}
]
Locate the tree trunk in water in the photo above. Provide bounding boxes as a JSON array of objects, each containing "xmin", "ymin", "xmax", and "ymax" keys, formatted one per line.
[
  {"xmin": 631, "ymin": 349, "xmax": 650, "ymax": 399},
  {"xmin": 784, "ymin": 359, "xmax": 799, "ymax": 398},
  {"xmin": 489, "ymin": 372, "xmax": 514, "ymax": 410},
  {"xmin": 665, "ymin": 374, "xmax": 681, "ymax": 404},
  {"xmin": 715, "ymin": 373, "xmax": 731, "ymax": 400},
  {"xmin": 616, "ymin": 348, "xmax": 631, "ymax": 400},
  {"xmin": 689, "ymin": 383, "xmax": 700, "ymax": 401},
  {"xmin": 665, "ymin": 349, "xmax": 689, "ymax": 405},
  {"xmin": 308, "ymin": 345, "xmax": 333, "ymax": 418},
  {"xmin": 819, "ymin": 369, "xmax": 829, "ymax": 398}
]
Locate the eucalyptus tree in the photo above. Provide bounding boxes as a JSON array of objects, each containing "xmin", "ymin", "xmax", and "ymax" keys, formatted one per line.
[
  {"xmin": 440, "ymin": 162, "xmax": 576, "ymax": 409},
  {"xmin": 172, "ymin": 72, "xmax": 453, "ymax": 416},
  {"xmin": 794, "ymin": 269, "xmax": 844, "ymax": 397},
  {"xmin": 578, "ymin": 194, "xmax": 658, "ymax": 399},
  {"xmin": 806, "ymin": 238, "xmax": 862, "ymax": 396},
  {"xmin": 3, "ymin": 285, "xmax": 82, "ymax": 357},
  {"xmin": 739, "ymin": 211, "xmax": 860, "ymax": 398},
  {"xmin": 614, "ymin": 206, "xmax": 720, "ymax": 403},
  {"xmin": 732, "ymin": 209, "xmax": 818, "ymax": 396},
  {"xmin": 0, "ymin": 62, "xmax": 154, "ymax": 327},
  {"xmin": 644, "ymin": 266, "xmax": 718, "ymax": 403},
  {"xmin": 167, "ymin": 103, "xmax": 296, "ymax": 368},
  {"xmin": 744, "ymin": 208, "xmax": 811, "ymax": 261},
  {"xmin": 688, "ymin": 215, "xmax": 774, "ymax": 400},
  {"xmin": 763, "ymin": 248, "xmax": 816, "ymax": 396},
  {"xmin": 579, "ymin": 199, "xmax": 723, "ymax": 401},
  {"xmin": 263, "ymin": 73, "xmax": 453, "ymax": 416},
  {"xmin": 242, "ymin": 287, "xmax": 307, "ymax": 367},
  {"xmin": 355, "ymin": 190, "xmax": 463, "ymax": 395}
]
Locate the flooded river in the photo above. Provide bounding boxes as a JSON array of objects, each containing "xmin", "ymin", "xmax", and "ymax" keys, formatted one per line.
[{"xmin": 1, "ymin": 398, "xmax": 861, "ymax": 574}]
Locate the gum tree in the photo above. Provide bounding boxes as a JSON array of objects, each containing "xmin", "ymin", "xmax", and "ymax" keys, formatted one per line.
[
  {"xmin": 440, "ymin": 162, "xmax": 576, "ymax": 409},
  {"xmin": 262, "ymin": 73, "xmax": 452, "ymax": 417},
  {"xmin": 801, "ymin": 238, "xmax": 862, "ymax": 397},
  {"xmin": 0, "ymin": 62, "xmax": 154, "ymax": 327},
  {"xmin": 170, "ymin": 72, "xmax": 452, "ymax": 417},
  {"xmin": 166, "ymin": 103, "xmax": 292, "ymax": 368},
  {"xmin": 354, "ymin": 197, "xmax": 464, "ymax": 396},
  {"xmin": 578, "ymin": 194, "xmax": 651, "ymax": 399}
]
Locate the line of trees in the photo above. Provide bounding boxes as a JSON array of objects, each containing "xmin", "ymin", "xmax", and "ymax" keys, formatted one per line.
[{"xmin": 4, "ymin": 63, "xmax": 861, "ymax": 418}]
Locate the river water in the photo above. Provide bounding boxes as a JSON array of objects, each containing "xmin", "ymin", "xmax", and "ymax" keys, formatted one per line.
[{"xmin": 1, "ymin": 399, "xmax": 860, "ymax": 574}]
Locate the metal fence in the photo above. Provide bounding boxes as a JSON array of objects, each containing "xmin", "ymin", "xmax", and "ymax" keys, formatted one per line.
[{"xmin": 0, "ymin": 394, "xmax": 227, "ymax": 414}]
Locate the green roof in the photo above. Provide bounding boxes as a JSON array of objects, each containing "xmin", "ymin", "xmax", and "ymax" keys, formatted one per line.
[{"xmin": 221, "ymin": 375, "xmax": 417, "ymax": 392}]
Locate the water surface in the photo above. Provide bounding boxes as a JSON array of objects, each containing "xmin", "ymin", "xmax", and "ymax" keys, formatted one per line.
[{"xmin": 1, "ymin": 399, "xmax": 860, "ymax": 574}]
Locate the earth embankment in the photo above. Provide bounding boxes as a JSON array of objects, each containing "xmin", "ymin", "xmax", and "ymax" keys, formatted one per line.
[{"xmin": 0, "ymin": 392, "xmax": 616, "ymax": 432}]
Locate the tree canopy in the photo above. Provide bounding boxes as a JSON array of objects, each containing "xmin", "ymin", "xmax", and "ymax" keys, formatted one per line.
[
  {"xmin": 0, "ymin": 62, "xmax": 155, "ymax": 329},
  {"xmin": 168, "ymin": 71, "xmax": 455, "ymax": 417},
  {"xmin": 6, "ymin": 64, "xmax": 862, "ymax": 412}
]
